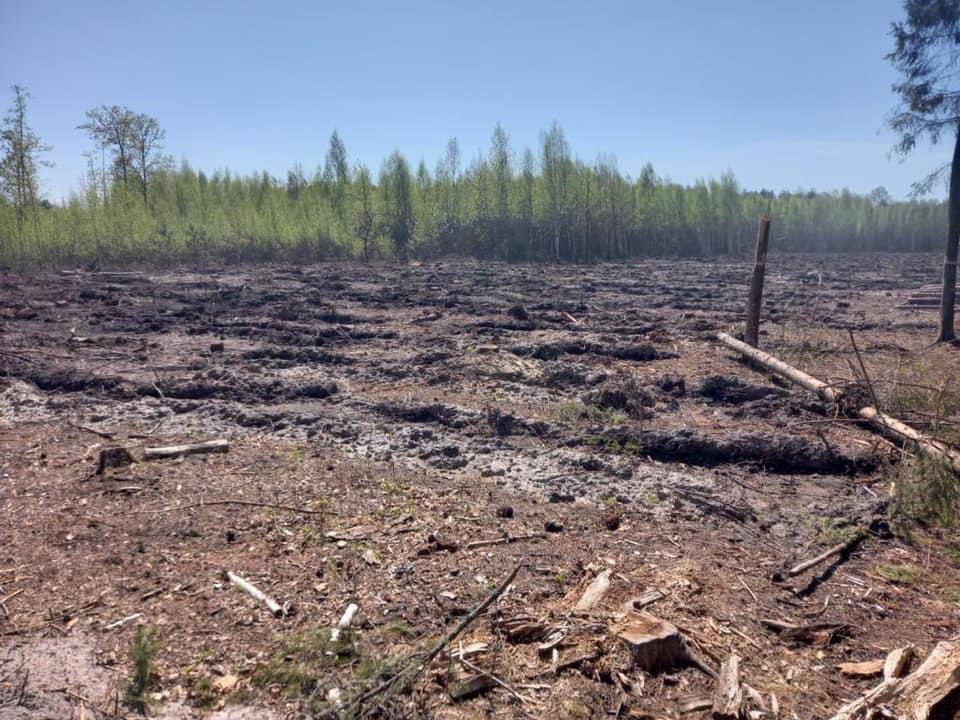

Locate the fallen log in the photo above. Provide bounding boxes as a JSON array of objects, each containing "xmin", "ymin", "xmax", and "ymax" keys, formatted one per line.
[
  {"xmin": 712, "ymin": 653, "xmax": 743, "ymax": 719},
  {"xmin": 143, "ymin": 439, "xmax": 230, "ymax": 461},
  {"xmin": 717, "ymin": 332, "xmax": 842, "ymax": 403},
  {"xmin": 785, "ymin": 530, "xmax": 867, "ymax": 578},
  {"xmin": 759, "ymin": 618, "xmax": 848, "ymax": 645},
  {"xmin": 858, "ymin": 407, "xmax": 960, "ymax": 475},
  {"xmin": 574, "ymin": 569, "xmax": 612, "ymax": 611},
  {"xmin": 884, "ymin": 646, "xmax": 916, "ymax": 680},
  {"xmin": 226, "ymin": 571, "xmax": 283, "ymax": 618},
  {"xmin": 828, "ymin": 640, "xmax": 960, "ymax": 720},
  {"xmin": 330, "ymin": 602, "xmax": 359, "ymax": 643},
  {"xmin": 837, "ymin": 659, "xmax": 884, "ymax": 678},
  {"xmin": 717, "ymin": 333, "xmax": 960, "ymax": 474}
]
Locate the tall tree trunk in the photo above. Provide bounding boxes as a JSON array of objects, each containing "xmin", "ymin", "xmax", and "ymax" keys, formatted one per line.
[{"xmin": 939, "ymin": 125, "xmax": 960, "ymax": 342}]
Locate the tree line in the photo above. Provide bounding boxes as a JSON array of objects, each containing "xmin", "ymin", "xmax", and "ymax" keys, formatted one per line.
[{"xmin": 0, "ymin": 87, "xmax": 948, "ymax": 269}]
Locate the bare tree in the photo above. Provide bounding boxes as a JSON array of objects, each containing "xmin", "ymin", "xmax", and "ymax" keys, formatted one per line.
[
  {"xmin": 130, "ymin": 112, "xmax": 169, "ymax": 203},
  {"xmin": 888, "ymin": 0, "xmax": 960, "ymax": 342},
  {"xmin": 80, "ymin": 106, "xmax": 168, "ymax": 202},
  {"xmin": 79, "ymin": 106, "xmax": 135, "ymax": 189},
  {"xmin": 1, "ymin": 85, "xmax": 51, "ymax": 247},
  {"xmin": 352, "ymin": 161, "xmax": 377, "ymax": 260}
]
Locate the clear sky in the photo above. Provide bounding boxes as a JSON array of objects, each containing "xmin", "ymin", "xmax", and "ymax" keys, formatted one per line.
[{"xmin": 0, "ymin": 0, "xmax": 948, "ymax": 202}]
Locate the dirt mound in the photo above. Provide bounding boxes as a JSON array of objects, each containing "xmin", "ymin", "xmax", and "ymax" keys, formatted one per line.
[
  {"xmin": 376, "ymin": 401, "xmax": 479, "ymax": 429},
  {"xmin": 608, "ymin": 343, "xmax": 675, "ymax": 361},
  {"xmin": 698, "ymin": 374, "xmax": 790, "ymax": 403},
  {"xmin": 509, "ymin": 340, "xmax": 676, "ymax": 362},
  {"xmin": 241, "ymin": 346, "xmax": 353, "ymax": 366},
  {"xmin": 604, "ymin": 428, "xmax": 875, "ymax": 474},
  {"xmin": 541, "ymin": 362, "xmax": 606, "ymax": 387},
  {"xmin": 583, "ymin": 376, "xmax": 655, "ymax": 419},
  {"xmin": 652, "ymin": 374, "xmax": 687, "ymax": 396},
  {"xmin": 486, "ymin": 408, "xmax": 551, "ymax": 436},
  {"xmin": 23, "ymin": 367, "xmax": 124, "ymax": 395},
  {"xmin": 151, "ymin": 376, "xmax": 338, "ymax": 403}
]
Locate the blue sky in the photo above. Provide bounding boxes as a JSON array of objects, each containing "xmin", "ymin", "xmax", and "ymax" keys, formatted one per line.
[{"xmin": 0, "ymin": 0, "xmax": 948, "ymax": 201}]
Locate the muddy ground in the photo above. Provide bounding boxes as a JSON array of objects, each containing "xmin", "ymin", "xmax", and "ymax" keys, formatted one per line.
[{"xmin": 1, "ymin": 254, "xmax": 958, "ymax": 719}]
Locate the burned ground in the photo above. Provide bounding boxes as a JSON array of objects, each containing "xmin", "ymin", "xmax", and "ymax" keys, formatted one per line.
[{"xmin": 1, "ymin": 254, "xmax": 959, "ymax": 719}]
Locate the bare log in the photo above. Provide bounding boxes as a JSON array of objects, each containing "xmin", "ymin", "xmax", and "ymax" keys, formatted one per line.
[
  {"xmin": 884, "ymin": 646, "xmax": 916, "ymax": 680},
  {"xmin": 787, "ymin": 530, "xmax": 867, "ymax": 577},
  {"xmin": 143, "ymin": 439, "xmax": 230, "ymax": 461},
  {"xmin": 828, "ymin": 640, "xmax": 960, "ymax": 720},
  {"xmin": 718, "ymin": 333, "xmax": 960, "ymax": 473},
  {"xmin": 837, "ymin": 659, "xmax": 884, "ymax": 678},
  {"xmin": 744, "ymin": 213, "xmax": 771, "ymax": 347},
  {"xmin": 574, "ymin": 569, "xmax": 611, "ymax": 611},
  {"xmin": 330, "ymin": 602, "xmax": 359, "ymax": 643},
  {"xmin": 717, "ymin": 333, "xmax": 842, "ymax": 403},
  {"xmin": 226, "ymin": 571, "xmax": 283, "ymax": 618},
  {"xmin": 858, "ymin": 407, "xmax": 960, "ymax": 475},
  {"xmin": 712, "ymin": 653, "xmax": 743, "ymax": 720}
]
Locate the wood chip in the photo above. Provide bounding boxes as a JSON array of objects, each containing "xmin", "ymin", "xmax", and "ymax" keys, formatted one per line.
[
  {"xmin": 574, "ymin": 569, "xmax": 612, "ymax": 611},
  {"xmin": 837, "ymin": 659, "xmax": 884, "ymax": 678},
  {"xmin": 449, "ymin": 673, "xmax": 496, "ymax": 701}
]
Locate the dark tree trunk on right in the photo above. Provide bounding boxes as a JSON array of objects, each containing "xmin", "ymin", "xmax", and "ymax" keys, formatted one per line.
[{"xmin": 940, "ymin": 124, "xmax": 960, "ymax": 342}]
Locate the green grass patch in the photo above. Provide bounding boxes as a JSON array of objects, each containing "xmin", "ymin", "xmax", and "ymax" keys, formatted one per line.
[
  {"xmin": 876, "ymin": 563, "xmax": 921, "ymax": 585},
  {"xmin": 252, "ymin": 628, "xmax": 351, "ymax": 712},
  {"xmin": 381, "ymin": 620, "xmax": 417, "ymax": 640}
]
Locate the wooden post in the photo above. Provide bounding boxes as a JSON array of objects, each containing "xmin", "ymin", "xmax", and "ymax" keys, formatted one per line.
[{"xmin": 744, "ymin": 213, "xmax": 771, "ymax": 347}]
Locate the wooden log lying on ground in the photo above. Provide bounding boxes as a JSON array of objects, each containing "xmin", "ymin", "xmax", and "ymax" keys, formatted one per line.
[
  {"xmin": 712, "ymin": 653, "xmax": 743, "ymax": 719},
  {"xmin": 226, "ymin": 571, "xmax": 283, "ymax": 618},
  {"xmin": 330, "ymin": 603, "xmax": 359, "ymax": 643},
  {"xmin": 828, "ymin": 640, "xmax": 959, "ymax": 720},
  {"xmin": 717, "ymin": 333, "xmax": 842, "ymax": 403},
  {"xmin": 858, "ymin": 407, "xmax": 960, "ymax": 475},
  {"xmin": 143, "ymin": 439, "xmax": 230, "ymax": 461},
  {"xmin": 717, "ymin": 333, "xmax": 960, "ymax": 474},
  {"xmin": 884, "ymin": 646, "xmax": 916, "ymax": 680},
  {"xmin": 574, "ymin": 569, "xmax": 612, "ymax": 611},
  {"xmin": 786, "ymin": 530, "xmax": 867, "ymax": 578}
]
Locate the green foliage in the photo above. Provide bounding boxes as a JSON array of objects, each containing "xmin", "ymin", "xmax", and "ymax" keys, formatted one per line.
[
  {"xmin": 888, "ymin": 1, "xmax": 960, "ymax": 160},
  {"xmin": 190, "ymin": 676, "xmax": 218, "ymax": 709},
  {"xmin": 891, "ymin": 454, "xmax": 960, "ymax": 526},
  {"xmin": 125, "ymin": 625, "xmax": 161, "ymax": 711},
  {"xmin": 876, "ymin": 563, "xmax": 921, "ymax": 585},
  {"xmin": 946, "ymin": 545, "xmax": 960, "ymax": 566},
  {"xmin": 380, "ymin": 151, "xmax": 414, "ymax": 260},
  {"xmin": 812, "ymin": 516, "xmax": 863, "ymax": 544},
  {"xmin": 252, "ymin": 628, "xmax": 349, "ymax": 712},
  {"xmin": 380, "ymin": 620, "xmax": 417, "ymax": 640},
  {"xmin": 0, "ymin": 100, "xmax": 950, "ymax": 268}
]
